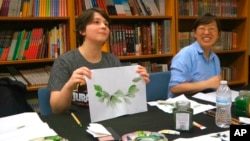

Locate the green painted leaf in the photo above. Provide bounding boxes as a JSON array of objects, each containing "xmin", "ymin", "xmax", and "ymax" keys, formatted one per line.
[
  {"xmin": 132, "ymin": 77, "xmax": 142, "ymax": 82},
  {"xmin": 96, "ymin": 92, "xmax": 102, "ymax": 97},
  {"xmin": 102, "ymin": 91, "xmax": 110, "ymax": 98},
  {"xmin": 112, "ymin": 95, "xmax": 122, "ymax": 103},
  {"xmin": 124, "ymin": 97, "xmax": 131, "ymax": 104},
  {"xmin": 128, "ymin": 84, "xmax": 139, "ymax": 93},
  {"xmin": 114, "ymin": 89, "xmax": 124, "ymax": 96},
  {"xmin": 94, "ymin": 85, "xmax": 102, "ymax": 92},
  {"xmin": 108, "ymin": 96, "xmax": 117, "ymax": 108},
  {"xmin": 126, "ymin": 93, "xmax": 135, "ymax": 98}
]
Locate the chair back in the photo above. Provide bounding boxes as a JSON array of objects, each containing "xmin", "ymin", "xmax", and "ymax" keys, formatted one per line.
[
  {"xmin": 37, "ymin": 87, "xmax": 52, "ymax": 115},
  {"xmin": 146, "ymin": 71, "xmax": 171, "ymax": 101}
]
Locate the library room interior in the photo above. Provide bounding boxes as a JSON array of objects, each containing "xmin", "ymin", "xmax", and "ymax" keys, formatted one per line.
[{"xmin": 0, "ymin": 0, "xmax": 250, "ymax": 141}]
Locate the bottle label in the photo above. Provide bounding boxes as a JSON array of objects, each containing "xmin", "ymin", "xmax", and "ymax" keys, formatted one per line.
[
  {"xmin": 175, "ymin": 113, "xmax": 190, "ymax": 130},
  {"xmin": 216, "ymin": 98, "xmax": 230, "ymax": 105}
]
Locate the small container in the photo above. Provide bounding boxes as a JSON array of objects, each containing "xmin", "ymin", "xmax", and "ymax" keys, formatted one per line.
[
  {"xmin": 173, "ymin": 100, "xmax": 193, "ymax": 132},
  {"xmin": 235, "ymin": 90, "xmax": 250, "ymax": 117}
]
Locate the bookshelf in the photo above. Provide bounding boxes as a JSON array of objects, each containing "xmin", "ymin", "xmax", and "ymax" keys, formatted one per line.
[
  {"xmin": 0, "ymin": 0, "xmax": 76, "ymax": 91},
  {"xmin": 0, "ymin": 0, "xmax": 249, "ymax": 93},
  {"xmin": 73, "ymin": 0, "xmax": 176, "ymax": 73},
  {"xmin": 176, "ymin": 0, "xmax": 249, "ymax": 87}
]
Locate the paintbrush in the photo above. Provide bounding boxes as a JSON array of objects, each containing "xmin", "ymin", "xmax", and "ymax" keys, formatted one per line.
[{"xmin": 203, "ymin": 110, "xmax": 239, "ymax": 125}]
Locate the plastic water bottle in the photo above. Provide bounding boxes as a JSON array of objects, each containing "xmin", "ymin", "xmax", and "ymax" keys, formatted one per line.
[{"xmin": 215, "ymin": 80, "xmax": 232, "ymax": 128}]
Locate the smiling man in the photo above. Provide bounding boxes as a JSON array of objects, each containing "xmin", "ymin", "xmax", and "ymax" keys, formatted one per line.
[{"xmin": 168, "ymin": 13, "xmax": 222, "ymax": 98}]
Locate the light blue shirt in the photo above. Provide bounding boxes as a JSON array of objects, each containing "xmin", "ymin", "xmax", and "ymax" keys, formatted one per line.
[{"xmin": 168, "ymin": 41, "xmax": 221, "ymax": 98}]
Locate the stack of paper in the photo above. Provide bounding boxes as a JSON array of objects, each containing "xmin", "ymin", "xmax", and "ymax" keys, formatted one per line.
[
  {"xmin": 0, "ymin": 112, "xmax": 57, "ymax": 141},
  {"xmin": 86, "ymin": 123, "xmax": 111, "ymax": 138}
]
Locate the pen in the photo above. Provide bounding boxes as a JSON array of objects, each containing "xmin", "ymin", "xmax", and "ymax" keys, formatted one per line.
[
  {"xmin": 193, "ymin": 121, "xmax": 206, "ymax": 130},
  {"xmin": 71, "ymin": 112, "xmax": 82, "ymax": 127}
]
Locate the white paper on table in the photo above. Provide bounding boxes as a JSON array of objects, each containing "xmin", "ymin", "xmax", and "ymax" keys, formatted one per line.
[
  {"xmin": 86, "ymin": 123, "xmax": 111, "ymax": 138},
  {"xmin": 85, "ymin": 65, "xmax": 148, "ymax": 122},
  {"xmin": 173, "ymin": 130, "xmax": 229, "ymax": 141},
  {"xmin": 0, "ymin": 112, "xmax": 57, "ymax": 141},
  {"xmin": 239, "ymin": 117, "xmax": 250, "ymax": 124},
  {"xmin": 147, "ymin": 94, "xmax": 215, "ymax": 115},
  {"xmin": 192, "ymin": 90, "xmax": 239, "ymax": 103}
]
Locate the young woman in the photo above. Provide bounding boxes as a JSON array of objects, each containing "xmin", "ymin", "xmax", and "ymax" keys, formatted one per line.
[
  {"xmin": 48, "ymin": 8, "xmax": 150, "ymax": 114},
  {"xmin": 168, "ymin": 13, "xmax": 222, "ymax": 98}
]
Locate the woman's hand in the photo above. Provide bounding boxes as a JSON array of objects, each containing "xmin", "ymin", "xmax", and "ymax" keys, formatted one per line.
[
  {"xmin": 67, "ymin": 67, "xmax": 92, "ymax": 89},
  {"xmin": 136, "ymin": 65, "xmax": 150, "ymax": 84}
]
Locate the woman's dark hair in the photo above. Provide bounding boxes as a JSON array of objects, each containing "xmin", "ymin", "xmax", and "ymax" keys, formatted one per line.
[
  {"xmin": 76, "ymin": 8, "xmax": 110, "ymax": 45},
  {"xmin": 193, "ymin": 13, "xmax": 221, "ymax": 32}
]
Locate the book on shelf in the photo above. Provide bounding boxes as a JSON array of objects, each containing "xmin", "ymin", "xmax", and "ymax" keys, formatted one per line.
[
  {"xmin": 6, "ymin": 31, "xmax": 18, "ymax": 61},
  {"xmin": 135, "ymin": 0, "xmax": 147, "ymax": 15},
  {"xmin": 0, "ymin": 0, "xmax": 10, "ymax": 16},
  {"xmin": 154, "ymin": 0, "xmax": 165, "ymax": 16},
  {"xmin": 23, "ymin": 28, "xmax": 44, "ymax": 60},
  {"xmin": 178, "ymin": 0, "xmax": 238, "ymax": 17},
  {"xmin": 128, "ymin": 0, "xmax": 139, "ymax": 16},
  {"xmin": 6, "ymin": 66, "xmax": 28, "ymax": 85},
  {"xmin": 91, "ymin": 0, "xmax": 98, "ymax": 8},
  {"xmin": 19, "ymin": 67, "xmax": 50, "ymax": 86},
  {"xmin": 20, "ymin": 0, "xmax": 28, "ymax": 17},
  {"xmin": 0, "ymin": 0, "xmax": 4, "ymax": 12},
  {"xmin": 37, "ymin": 30, "xmax": 49, "ymax": 59},
  {"xmin": 141, "ymin": 0, "xmax": 160, "ymax": 16},
  {"xmin": 5, "ymin": 65, "xmax": 51, "ymax": 86},
  {"xmin": 162, "ymin": 20, "xmax": 171, "ymax": 53},
  {"xmin": 98, "ymin": 0, "xmax": 109, "ymax": 14},
  {"xmin": 61, "ymin": 0, "xmax": 67, "ymax": 16},
  {"xmin": 178, "ymin": 32, "xmax": 190, "ymax": 51},
  {"xmin": 151, "ymin": 63, "xmax": 168, "ymax": 72},
  {"xmin": 106, "ymin": 0, "xmax": 117, "ymax": 15},
  {"xmin": 11, "ymin": 30, "xmax": 26, "ymax": 60},
  {"xmin": 7, "ymin": 0, "xmax": 18, "ymax": 16},
  {"xmin": 121, "ymin": 0, "xmax": 132, "ymax": 16},
  {"xmin": 17, "ymin": 30, "xmax": 29, "ymax": 60},
  {"xmin": 84, "ymin": 0, "xmax": 93, "ymax": 10},
  {"xmin": 157, "ymin": 22, "xmax": 163, "ymax": 54},
  {"xmin": 114, "ymin": 0, "xmax": 126, "ymax": 16},
  {"xmin": 150, "ymin": 21, "xmax": 157, "ymax": 54},
  {"xmin": 232, "ymin": 32, "xmax": 237, "ymax": 50},
  {"xmin": 0, "ymin": 30, "xmax": 14, "ymax": 61},
  {"xmin": 75, "ymin": 0, "xmax": 84, "ymax": 15}
]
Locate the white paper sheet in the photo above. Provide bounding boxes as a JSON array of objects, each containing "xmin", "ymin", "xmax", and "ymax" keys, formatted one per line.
[
  {"xmin": 0, "ymin": 112, "xmax": 57, "ymax": 141},
  {"xmin": 192, "ymin": 90, "xmax": 239, "ymax": 103},
  {"xmin": 85, "ymin": 65, "xmax": 148, "ymax": 122},
  {"xmin": 173, "ymin": 130, "xmax": 229, "ymax": 141},
  {"xmin": 86, "ymin": 123, "xmax": 111, "ymax": 138},
  {"xmin": 147, "ymin": 94, "xmax": 215, "ymax": 115}
]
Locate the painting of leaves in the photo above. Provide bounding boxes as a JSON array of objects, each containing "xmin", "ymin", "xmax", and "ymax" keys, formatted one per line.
[{"xmin": 93, "ymin": 77, "xmax": 142, "ymax": 108}]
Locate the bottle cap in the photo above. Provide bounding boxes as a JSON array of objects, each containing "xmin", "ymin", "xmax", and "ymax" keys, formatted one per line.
[
  {"xmin": 176, "ymin": 100, "xmax": 191, "ymax": 108},
  {"xmin": 220, "ymin": 80, "xmax": 227, "ymax": 84}
]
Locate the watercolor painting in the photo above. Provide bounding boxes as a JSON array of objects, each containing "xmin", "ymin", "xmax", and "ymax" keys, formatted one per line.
[{"xmin": 85, "ymin": 65, "xmax": 147, "ymax": 122}]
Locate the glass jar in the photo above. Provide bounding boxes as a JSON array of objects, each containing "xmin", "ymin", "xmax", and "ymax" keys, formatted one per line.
[
  {"xmin": 173, "ymin": 100, "xmax": 193, "ymax": 132},
  {"xmin": 235, "ymin": 90, "xmax": 250, "ymax": 117}
]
